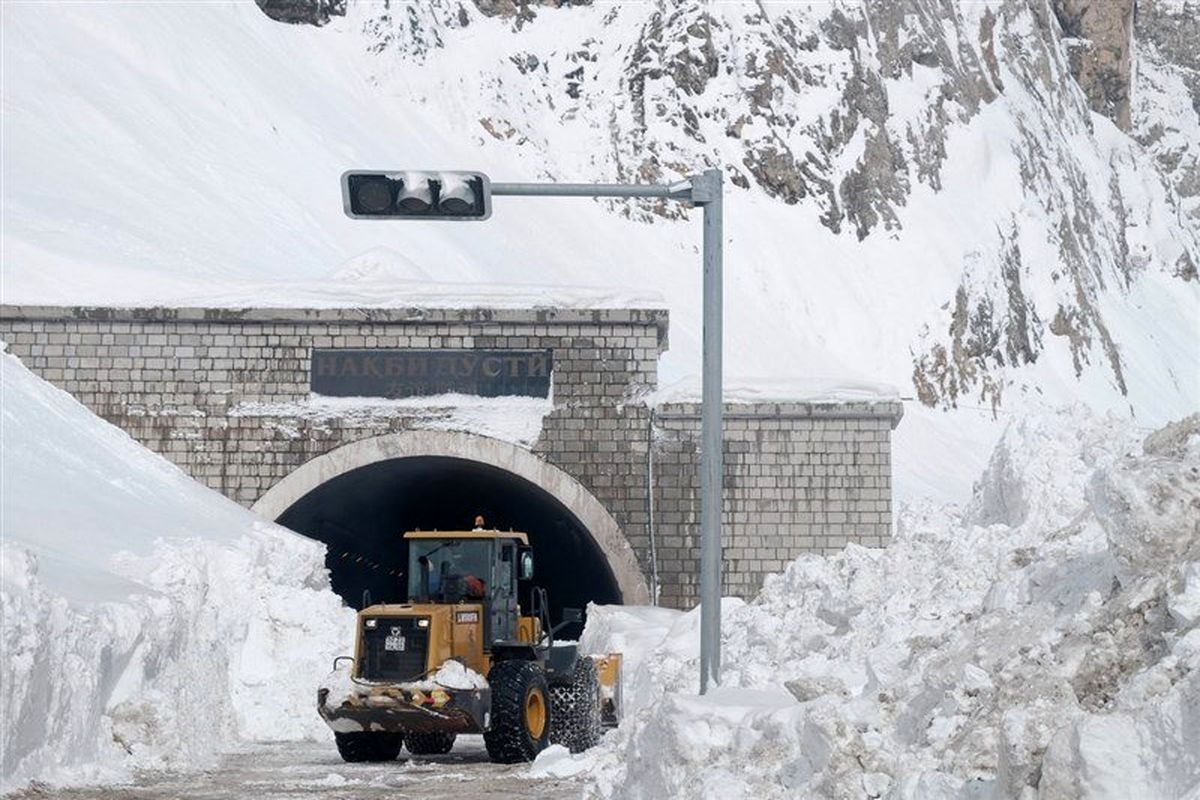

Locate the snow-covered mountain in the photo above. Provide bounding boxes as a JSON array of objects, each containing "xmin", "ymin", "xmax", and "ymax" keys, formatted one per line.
[
  {"xmin": 2, "ymin": 0, "xmax": 1197, "ymax": 499},
  {"xmin": 355, "ymin": 0, "xmax": 1198, "ymax": 411}
]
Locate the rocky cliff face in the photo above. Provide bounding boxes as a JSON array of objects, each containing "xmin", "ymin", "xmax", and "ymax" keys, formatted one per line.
[
  {"xmin": 265, "ymin": 0, "xmax": 1198, "ymax": 415},
  {"xmin": 1134, "ymin": 0, "xmax": 1200, "ymax": 226},
  {"xmin": 1043, "ymin": 0, "xmax": 1200, "ymax": 223},
  {"xmin": 1052, "ymin": 0, "xmax": 1135, "ymax": 130},
  {"xmin": 255, "ymin": 0, "xmax": 344, "ymax": 26}
]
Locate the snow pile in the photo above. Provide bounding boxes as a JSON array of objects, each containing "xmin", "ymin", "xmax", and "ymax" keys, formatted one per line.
[
  {"xmin": 317, "ymin": 663, "xmax": 357, "ymax": 713},
  {"xmin": 428, "ymin": 659, "xmax": 488, "ymax": 692},
  {"xmin": 530, "ymin": 744, "xmax": 593, "ymax": 780},
  {"xmin": 317, "ymin": 657, "xmax": 487, "ymax": 717},
  {"xmin": 577, "ymin": 409, "xmax": 1200, "ymax": 799},
  {"xmin": 0, "ymin": 350, "xmax": 353, "ymax": 789}
]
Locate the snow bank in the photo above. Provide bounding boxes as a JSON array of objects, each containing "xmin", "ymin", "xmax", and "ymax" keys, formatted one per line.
[
  {"xmin": 575, "ymin": 409, "xmax": 1200, "ymax": 799},
  {"xmin": 0, "ymin": 351, "xmax": 353, "ymax": 789}
]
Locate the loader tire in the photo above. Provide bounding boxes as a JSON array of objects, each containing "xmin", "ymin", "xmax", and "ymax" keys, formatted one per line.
[
  {"xmin": 334, "ymin": 731, "xmax": 403, "ymax": 763},
  {"xmin": 404, "ymin": 731, "xmax": 456, "ymax": 755},
  {"xmin": 549, "ymin": 654, "xmax": 602, "ymax": 753},
  {"xmin": 483, "ymin": 660, "xmax": 551, "ymax": 763}
]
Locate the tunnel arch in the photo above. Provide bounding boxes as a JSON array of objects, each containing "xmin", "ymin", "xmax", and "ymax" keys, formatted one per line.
[{"xmin": 252, "ymin": 430, "xmax": 650, "ymax": 606}]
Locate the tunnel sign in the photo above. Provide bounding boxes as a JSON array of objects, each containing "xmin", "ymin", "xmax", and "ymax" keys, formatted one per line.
[{"xmin": 311, "ymin": 349, "xmax": 553, "ymax": 399}]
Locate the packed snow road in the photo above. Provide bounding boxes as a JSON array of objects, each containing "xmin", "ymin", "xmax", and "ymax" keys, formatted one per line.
[{"xmin": 5, "ymin": 740, "xmax": 581, "ymax": 800}]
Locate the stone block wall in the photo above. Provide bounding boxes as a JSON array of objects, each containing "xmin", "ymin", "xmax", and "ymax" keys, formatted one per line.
[
  {"xmin": 650, "ymin": 401, "xmax": 900, "ymax": 607},
  {"xmin": 0, "ymin": 305, "xmax": 903, "ymax": 609}
]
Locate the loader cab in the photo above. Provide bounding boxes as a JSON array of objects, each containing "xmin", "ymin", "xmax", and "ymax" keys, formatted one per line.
[{"xmin": 403, "ymin": 525, "xmax": 533, "ymax": 645}]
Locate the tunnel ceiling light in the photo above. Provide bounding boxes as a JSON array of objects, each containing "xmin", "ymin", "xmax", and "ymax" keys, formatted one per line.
[{"xmin": 341, "ymin": 170, "xmax": 492, "ymax": 220}]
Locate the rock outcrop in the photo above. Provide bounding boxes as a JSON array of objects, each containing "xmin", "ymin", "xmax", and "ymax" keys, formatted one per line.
[
  {"xmin": 1052, "ymin": 0, "xmax": 1135, "ymax": 130},
  {"xmin": 1134, "ymin": 0, "xmax": 1200, "ymax": 227},
  {"xmin": 254, "ymin": 0, "xmax": 344, "ymax": 27}
]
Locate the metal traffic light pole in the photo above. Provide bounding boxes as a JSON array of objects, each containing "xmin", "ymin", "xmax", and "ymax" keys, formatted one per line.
[
  {"xmin": 343, "ymin": 168, "xmax": 725, "ymax": 693},
  {"xmin": 490, "ymin": 171, "xmax": 724, "ymax": 693}
]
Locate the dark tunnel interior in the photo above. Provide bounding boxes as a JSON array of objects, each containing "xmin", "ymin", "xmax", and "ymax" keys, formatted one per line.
[{"xmin": 275, "ymin": 456, "xmax": 622, "ymax": 639}]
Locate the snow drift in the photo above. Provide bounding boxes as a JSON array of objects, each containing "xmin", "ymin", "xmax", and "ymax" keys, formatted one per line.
[
  {"xmin": 0, "ymin": 350, "xmax": 353, "ymax": 790},
  {"xmin": 574, "ymin": 409, "xmax": 1200, "ymax": 799}
]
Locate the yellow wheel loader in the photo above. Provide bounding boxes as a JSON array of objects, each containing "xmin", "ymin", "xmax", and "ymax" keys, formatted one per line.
[{"xmin": 317, "ymin": 520, "xmax": 623, "ymax": 764}]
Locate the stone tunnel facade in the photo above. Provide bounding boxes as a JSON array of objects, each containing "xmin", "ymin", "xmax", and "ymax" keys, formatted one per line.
[{"xmin": 0, "ymin": 305, "xmax": 902, "ymax": 609}]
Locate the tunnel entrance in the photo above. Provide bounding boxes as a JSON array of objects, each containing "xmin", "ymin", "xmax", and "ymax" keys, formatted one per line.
[{"xmin": 274, "ymin": 455, "xmax": 623, "ymax": 638}]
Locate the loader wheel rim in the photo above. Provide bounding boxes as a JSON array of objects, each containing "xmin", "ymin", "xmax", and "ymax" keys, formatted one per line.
[{"xmin": 525, "ymin": 688, "xmax": 547, "ymax": 739}]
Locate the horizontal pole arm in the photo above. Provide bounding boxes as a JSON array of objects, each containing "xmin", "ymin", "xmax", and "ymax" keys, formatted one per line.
[{"xmin": 490, "ymin": 181, "xmax": 689, "ymax": 199}]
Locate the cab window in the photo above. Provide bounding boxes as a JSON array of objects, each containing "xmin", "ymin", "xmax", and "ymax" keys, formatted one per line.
[
  {"xmin": 408, "ymin": 539, "xmax": 492, "ymax": 602},
  {"xmin": 497, "ymin": 544, "xmax": 516, "ymax": 596}
]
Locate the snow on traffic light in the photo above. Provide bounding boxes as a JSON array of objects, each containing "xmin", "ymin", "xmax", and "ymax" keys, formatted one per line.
[{"xmin": 341, "ymin": 170, "xmax": 492, "ymax": 220}]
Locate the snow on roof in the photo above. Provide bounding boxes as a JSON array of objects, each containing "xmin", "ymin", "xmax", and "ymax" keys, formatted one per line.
[
  {"xmin": 646, "ymin": 376, "xmax": 902, "ymax": 407},
  {"xmin": 12, "ymin": 275, "xmax": 667, "ymax": 313},
  {"xmin": 230, "ymin": 393, "xmax": 554, "ymax": 449}
]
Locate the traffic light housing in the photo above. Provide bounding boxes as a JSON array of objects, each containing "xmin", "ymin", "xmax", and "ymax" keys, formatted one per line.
[{"xmin": 341, "ymin": 171, "xmax": 492, "ymax": 220}]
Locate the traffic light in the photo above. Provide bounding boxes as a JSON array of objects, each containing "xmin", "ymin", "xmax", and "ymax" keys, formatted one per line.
[{"xmin": 341, "ymin": 171, "xmax": 492, "ymax": 220}]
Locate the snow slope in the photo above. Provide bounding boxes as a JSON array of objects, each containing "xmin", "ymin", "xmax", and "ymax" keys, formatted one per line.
[
  {"xmin": 2, "ymin": 1, "xmax": 1197, "ymax": 502},
  {"xmin": 572, "ymin": 409, "xmax": 1200, "ymax": 799},
  {"xmin": 0, "ymin": 349, "xmax": 352, "ymax": 789}
]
